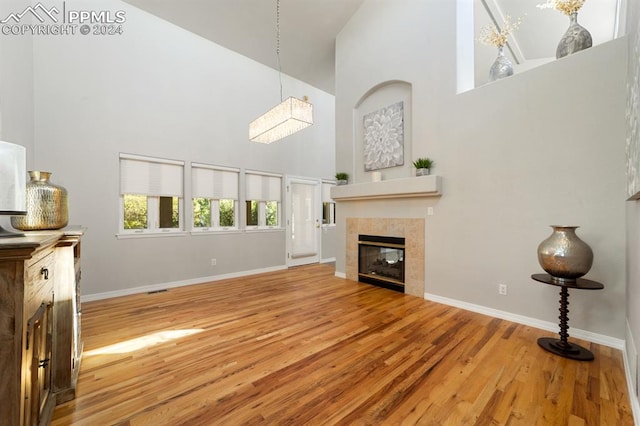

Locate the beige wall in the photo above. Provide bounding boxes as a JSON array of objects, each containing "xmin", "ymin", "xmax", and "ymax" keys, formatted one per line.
[
  {"xmin": 335, "ymin": 0, "xmax": 627, "ymax": 339},
  {"xmin": 0, "ymin": 0, "xmax": 34, "ymax": 158},
  {"xmin": 29, "ymin": 0, "xmax": 336, "ymax": 297}
]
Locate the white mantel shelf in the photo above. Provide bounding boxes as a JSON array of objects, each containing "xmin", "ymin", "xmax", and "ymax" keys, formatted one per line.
[{"xmin": 330, "ymin": 175, "xmax": 442, "ymax": 201}]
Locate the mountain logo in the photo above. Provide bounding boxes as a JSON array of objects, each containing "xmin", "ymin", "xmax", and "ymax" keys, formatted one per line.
[{"xmin": 1, "ymin": 3, "xmax": 59, "ymax": 24}]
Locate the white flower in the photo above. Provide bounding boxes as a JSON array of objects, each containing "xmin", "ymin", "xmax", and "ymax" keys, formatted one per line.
[{"xmin": 537, "ymin": 0, "xmax": 585, "ymax": 16}]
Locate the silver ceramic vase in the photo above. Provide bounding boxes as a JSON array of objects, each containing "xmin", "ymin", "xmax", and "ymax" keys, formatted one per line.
[
  {"xmin": 537, "ymin": 225, "xmax": 593, "ymax": 283},
  {"xmin": 489, "ymin": 46, "xmax": 513, "ymax": 82},
  {"xmin": 11, "ymin": 171, "xmax": 69, "ymax": 230},
  {"xmin": 556, "ymin": 13, "xmax": 592, "ymax": 59}
]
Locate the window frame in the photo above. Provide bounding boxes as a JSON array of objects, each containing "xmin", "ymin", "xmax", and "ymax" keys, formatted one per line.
[
  {"xmin": 191, "ymin": 163, "xmax": 240, "ymax": 233},
  {"xmin": 245, "ymin": 170, "xmax": 283, "ymax": 231},
  {"xmin": 118, "ymin": 153, "xmax": 185, "ymax": 237},
  {"xmin": 321, "ymin": 180, "xmax": 337, "ymax": 228}
]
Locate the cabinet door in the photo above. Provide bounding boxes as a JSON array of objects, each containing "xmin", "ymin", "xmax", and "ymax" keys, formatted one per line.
[{"xmin": 24, "ymin": 301, "xmax": 53, "ymax": 426}]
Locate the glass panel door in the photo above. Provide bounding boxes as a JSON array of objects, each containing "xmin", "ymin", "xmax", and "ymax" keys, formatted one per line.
[{"xmin": 286, "ymin": 177, "xmax": 320, "ymax": 267}]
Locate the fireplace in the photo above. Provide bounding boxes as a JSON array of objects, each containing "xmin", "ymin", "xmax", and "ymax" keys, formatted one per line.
[{"xmin": 358, "ymin": 235, "xmax": 405, "ymax": 292}]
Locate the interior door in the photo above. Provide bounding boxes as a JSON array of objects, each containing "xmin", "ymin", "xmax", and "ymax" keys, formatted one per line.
[{"xmin": 286, "ymin": 177, "xmax": 321, "ymax": 267}]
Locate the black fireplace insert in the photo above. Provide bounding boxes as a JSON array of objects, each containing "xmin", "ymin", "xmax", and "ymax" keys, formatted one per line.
[{"xmin": 358, "ymin": 234, "xmax": 405, "ymax": 293}]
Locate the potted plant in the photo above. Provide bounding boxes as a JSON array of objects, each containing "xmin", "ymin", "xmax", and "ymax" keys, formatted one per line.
[
  {"xmin": 412, "ymin": 158, "xmax": 434, "ymax": 176},
  {"xmin": 335, "ymin": 172, "xmax": 349, "ymax": 185}
]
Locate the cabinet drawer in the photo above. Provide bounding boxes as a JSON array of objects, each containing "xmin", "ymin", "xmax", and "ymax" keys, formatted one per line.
[{"xmin": 25, "ymin": 250, "xmax": 55, "ymax": 303}]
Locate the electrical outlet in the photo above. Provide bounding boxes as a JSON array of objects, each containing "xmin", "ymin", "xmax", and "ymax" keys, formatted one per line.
[
  {"xmin": 210, "ymin": 258, "xmax": 217, "ymax": 266},
  {"xmin": 427, "ymin": 207, "xmax": 434, "ymax": 216},
  {"xmin": 498, "ymin": 284, "xmax": 507, "ymax": 296}
]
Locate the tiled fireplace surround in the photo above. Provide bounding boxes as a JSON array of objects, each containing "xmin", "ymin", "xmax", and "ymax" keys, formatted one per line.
[
  {"xmin": 332, "ymin": 175, "xmax": 441, "ymax": 298},
  {"xmin": 346, "ymin": 218, "xmax": 425, "ymax": 297}
]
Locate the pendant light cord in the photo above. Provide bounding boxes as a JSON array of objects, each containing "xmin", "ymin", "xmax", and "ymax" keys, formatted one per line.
[{"xmin": 276, "ymin": 0, "xmax": 283, "ymax": 102}]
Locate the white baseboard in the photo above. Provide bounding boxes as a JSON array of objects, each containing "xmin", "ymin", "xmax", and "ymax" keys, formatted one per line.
[
  {"xmin": 425, "ymin": 293, "xmax": 625, "ymax": 350},
  {"xmin": 82, "ymin": 265, "xmax": 288, "ymax": 302},
  {"xmin": 335, "ymin": 271, "xmax": 346, "ymax": 279},
  {"xmin": 625, "ymin": 320, "xmax": 640, "ymax": 425},
  {"xmin": 321, "ymin": 257, "xmax": 336, "ymax": 264}
]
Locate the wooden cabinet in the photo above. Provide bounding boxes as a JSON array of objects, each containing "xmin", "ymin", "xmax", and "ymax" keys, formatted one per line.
[
  {"xmin": 0, "ymin": 228, "xmax": 84, "ymax": 426},
  {"xmin": 52, "ymin": 234, "xmax": 83, "ymax": 403}
]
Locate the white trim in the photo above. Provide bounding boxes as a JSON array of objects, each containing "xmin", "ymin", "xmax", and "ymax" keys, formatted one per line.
[
  {"xmin": 613, "ymin": 0, "xmax": 626, "ymax": 38},
  {"xmin": 116, "ymin": 231, "xmax": 188, "ymax": 239},
  {"xmin": 191, "ymin": 162, "xmax": 240, "ymax": 173},
  {"xmin": 625, "ymin": 320, "xmax": 640, "ymax": 425},
  {"xmin": 623, "ymin": 349, "xmax": 640, "ymax": 426},
  {"xmin": 190, "ymin": 229, "xmax": 243, "ymax": 236},
  {"xmin": 321, "ymin": 257, "xmax": 336, "ymax": 264},
  {"xmin": 425, "ymin": 293, "xmax": 625, "ymax": 350},
  {"xmin": 245, "ymin": 169, "xmax": 283, "ymax": 178},
  {"xmin": 330, "ymin": 175, "xmax": 441, "ymax": 201},
  {"xmin": 119, "ymin": 152, "xmax": 184, "ymax": 166},
  {"xmin": 82, "ymin": 265, "xmax": 288, "ymax": 302},
  {"xmin": 335, "ymin": 271, "xmax": 347, "ymax": 279},
  {"xmin": 245, "ymin": 227, "xmax": 284, "ymax": 233}
]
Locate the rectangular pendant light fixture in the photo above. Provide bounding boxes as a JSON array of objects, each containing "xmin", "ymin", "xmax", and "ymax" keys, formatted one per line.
[{"xmin": 249, "ymin": 96, "xmax": 313, "ymax": 144}]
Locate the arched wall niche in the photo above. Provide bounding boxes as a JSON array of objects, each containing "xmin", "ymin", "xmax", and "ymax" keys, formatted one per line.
[{"xmin": 353, "ymin": 80, "xmax": 413, "ymax": 184}]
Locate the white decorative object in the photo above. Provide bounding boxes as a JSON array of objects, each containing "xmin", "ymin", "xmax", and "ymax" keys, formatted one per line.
[
  {"xmin": 249, "ymin": 97, "xmax": 313, "ymax": 144},
  {"xmin": 363, "ymin": 101, "xmax": 404, "ymax": 171},
  {"xmin": 0, "ymin": 141, "xmax": 26, "ymax": 214},
  {"xmin": 371, "ymin": 172, "xmax": 382, "ymax": 182},
  {"xmin": 0, "ymin": 141, "xmax": 26, "ymax": 237}
]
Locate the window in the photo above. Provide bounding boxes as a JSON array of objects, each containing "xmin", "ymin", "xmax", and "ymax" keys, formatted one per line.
[
  {"xmin": 119, "ymin": 153, "xmax": 184, "ymax": 234},
  {"xmin": 322, "ymin": 181, "xmax": 336, "ymax": 226},
  {"xmin": 191, "ymin": 163, "xmax": 239, "ymax": 231},
  {"xmin": 245, "ymin": 171, "xmax": 282, "ymax": 229}
]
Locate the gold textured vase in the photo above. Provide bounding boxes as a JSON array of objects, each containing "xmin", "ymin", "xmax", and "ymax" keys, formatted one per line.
[{"xmin": 11, "ymin": 171, "xmax": 68, "ymax": 230}]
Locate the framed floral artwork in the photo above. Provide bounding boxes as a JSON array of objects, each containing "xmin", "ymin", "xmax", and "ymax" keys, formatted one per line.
[{"xmin": 363, "ymin": 101, "xmax": 404, "ymax": 171}]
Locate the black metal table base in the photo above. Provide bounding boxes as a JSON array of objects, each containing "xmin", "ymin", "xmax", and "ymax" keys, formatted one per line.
[
  {"xmin": 531, "ymin": 274, "xmax": 603, "ymax": 362},
  {"xmin": 537, "ymin": 337, "xmax": 594, "ymax": 361}
]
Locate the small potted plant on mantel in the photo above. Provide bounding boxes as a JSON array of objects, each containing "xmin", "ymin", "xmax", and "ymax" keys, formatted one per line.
[
  {"xmin": 412, "ymin": 158, "xmax": 434, "ymax": 176},
  {"xmin": 335, "ymin": 172, "xmax": 349, "ymax": 185}
]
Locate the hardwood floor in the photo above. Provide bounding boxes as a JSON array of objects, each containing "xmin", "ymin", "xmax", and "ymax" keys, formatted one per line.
[{"xmin": 52, "ymin": 264, "xmax": 634, "ymax": 425}]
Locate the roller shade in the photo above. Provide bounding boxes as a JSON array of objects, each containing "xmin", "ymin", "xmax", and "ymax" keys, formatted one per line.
[
  {"xmin": 192, "ymin": 166, "xmax": 239, "ymax": 199},
  {"xmin": 120, "ymin": 154, "xmax": 183, "ymax": 197},
  {"xmin": 246, "ymin": 172, "xmax": 281, "ymax": 201}
]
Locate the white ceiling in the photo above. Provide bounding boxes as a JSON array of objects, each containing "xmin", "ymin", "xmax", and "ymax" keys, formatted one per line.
[{"xmin": 123, "ymin": 0, "xmax": 623, "ymax": 94}]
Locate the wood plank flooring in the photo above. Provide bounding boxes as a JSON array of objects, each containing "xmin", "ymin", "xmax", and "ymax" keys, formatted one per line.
[{"xmin": 52, "ymin": 264, "xmax": 634, "ymax": 425}]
